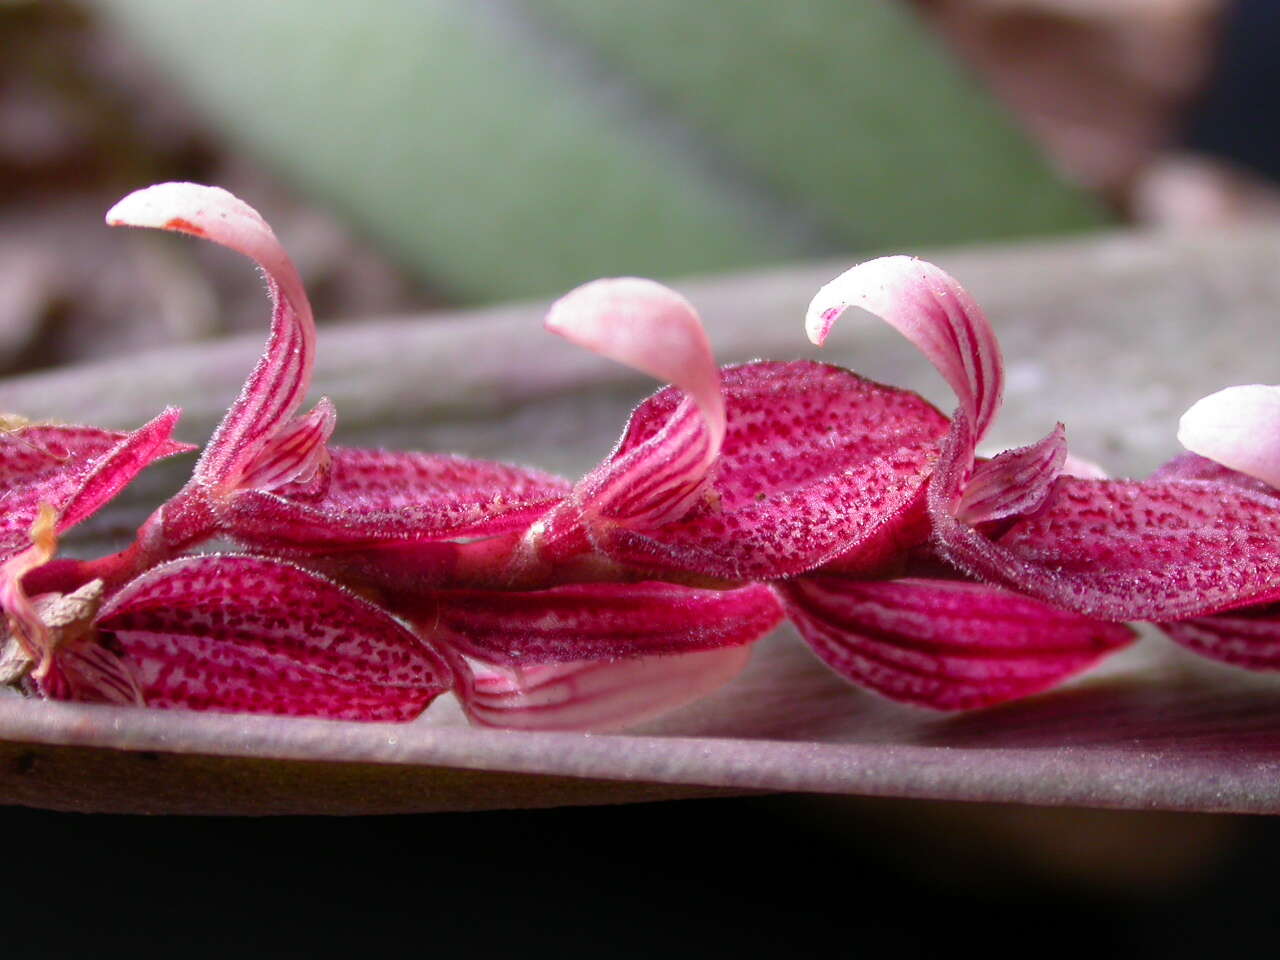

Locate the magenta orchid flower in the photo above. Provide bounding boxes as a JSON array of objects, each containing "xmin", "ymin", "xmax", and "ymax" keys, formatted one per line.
[
  {"xmin": 407, "ymin": 259, "xmax": 1133, "ymax": 711},
  {"xmin": 785, "ymin": 260, "xmax": 1280, "ymax": 632},
  {"xmin": 19, "ymin": 179, "xmax": 1279, "ymax": 736}
]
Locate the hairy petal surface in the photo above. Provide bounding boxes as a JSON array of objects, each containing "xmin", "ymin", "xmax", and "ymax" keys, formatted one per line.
[
  {"xmin": 806, "ymin": 256, "xmax": 1003, "ymax": 445},
  {"xmin": 459, "ymin": 646, "xmax": 754, "ymax": 732},
  {"xmin": 547, "ymin": 278, "xmax": 724, "ymax": 529},
  {"xmin": 582, "ymin": 361, "xmax": 948, "ymax": 581},
  {"xmin": 430, "ymin": 580, "xmax": 783, "ymax": 666},
  {"xmin": 228, "ymin": 447, "xmax": 571, "ymax": 550},
  {"xmin": 955, "ymin": 424, "xmax": 1066, "ymax": 526},
  {"xmin": 778, "ymin": 576, "xmax": 1135, "ymax": 710},
  {"xmin": 1161, "ymin": 604, "xmax": 1280, "ymax": 670},
  {"xmin": 108, "ymin": 183, "xmax": 316, "ymax": 493},
  {"xmin": 932, "ymin": 420, "xmax": 1280, "ymax": 620},
  {"xmin": 97, "ymin": 555, "xmax": 451, "ymax": 722},
  {"xmin": 1178, "ymin": 384, "xmax": 1280, "ymax": 489},
  {"xmin": 0, "ymin": 410, "xmax": 188, "ymax": 555}
]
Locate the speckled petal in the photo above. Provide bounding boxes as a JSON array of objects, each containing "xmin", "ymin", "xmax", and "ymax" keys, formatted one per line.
[
  {"xmin": 98, "ymin": 555, "xmax": 452, "ymax": 722},
  {"xmin": 590, "ymin": 361, "xmax": 949, "ymax": 580},
  {"xmin": 227, "ymin": 447, "xmax": 571, "ymax": 550}
]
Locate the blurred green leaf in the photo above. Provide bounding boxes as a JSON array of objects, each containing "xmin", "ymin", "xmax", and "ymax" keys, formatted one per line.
[{"xmin": 96, "ymin": 0, "xmax": 1105, "ymax": 302}]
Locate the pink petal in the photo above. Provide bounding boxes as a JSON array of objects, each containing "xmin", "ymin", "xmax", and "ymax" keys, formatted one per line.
[
  {"xmin": 954, "ymin": 423, "xmax": 1066, "ymax": 526},
  {"xmin": 1161, "ymin": 604, "xmax": 1280, "ymax": 670},
  {"xmin": 429, "ymin": 581, "xmax": 783, "ymax": 666},
  {"xmin": 546, "ymin": 277, "xmax": 725, "ymax": 454},
  {"xmin": 567, "ymin": 361, "xmax": 948, "ymax": 580},
  {"xmin": 932, "ymin": 420, "xmax": 1280, "ymax": 620},
  {"xmin": 97, "ymin": 555, "xmax": 452, "ymax": 722},
  {"xmin": 1178, "ymin": 384, "xmax": 1280, "ymax": 489},
  {"xmin": 806, "ymin": 256, "xmax": 1003, "ymax": 446},
  {"xmin": 778, "ymin": 576, "xmax": 1135, "ymax": 710},
  {"xmin": 58, "ymin": 407, "xmax": 188, "ymax": 531},
  {"xmin": 545, "ymin": 278, "xmax": 724, "ymax": 527},
  {"xmin": 460, "ymin": 646, "xmax": 754, "ymax": 732},
  {"xmin": 108, "ymin": 183, "xmax": 316, "ymax": 493},
  {"xmin": 226, "ymin": 447, "xmax": 570, "ymax": 550},
  {"xmin": 0, "ymin": 410, "xmax": 188, "ymax": 555},
  {"xmin": 234, "ymin": 398, "xmax": 335, "ymax": 493}
]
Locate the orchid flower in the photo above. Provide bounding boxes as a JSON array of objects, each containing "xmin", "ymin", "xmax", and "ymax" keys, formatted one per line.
[
  {"xmin": 805, "ymin": 265, "xmax": 1280, "ymax": 646},
  {"xmin": 436, "ymin": 261, "xmax": 1132, "ymax": 711},
  {"xmin": 90, "ymin": 184, "xmax": 783, "ymax": 729}
]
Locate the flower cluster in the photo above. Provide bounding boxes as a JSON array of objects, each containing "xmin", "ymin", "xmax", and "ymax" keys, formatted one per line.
[{"xmin": 4, "ymin": 181, "xmax": 1279, "ymax": 731}]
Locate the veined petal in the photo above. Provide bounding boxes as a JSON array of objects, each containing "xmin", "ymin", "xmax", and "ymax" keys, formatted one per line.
[
  {"xmin": 1161, "ymin": 604, "xmax": 1280, "ymax": 670},
  {"xmin": 806, "ymin": 256, "xmax": 1003, "ymax": 446},
  {"xmin": 233, "ymin": 398, "xmax": 335, "ymax": 493},
  {"xmin": 58, "ymin": 407, "xmax": 188, "ymax": 531},
  {"xmin": 547, "ymin": 278, "xmax": 723, "ymax": 527},
  {"xmin": 0, "ymin": 410, "xmax": 189, "ymax": 556},
  {"xmin": 108, "ymin": 183, "xmax": 316, "ymax": 493},
  {"xmin": 226, "ymin": 447, "xmax": 570, "ymax": 550},
  {"xmin": 97, "ymin": 555, "xmax": 452, "ymax": 722},
  {"xmin": 429, "ymin": 580, "xmax": 783, "ymax": 666},
  {"xmin": 459, "ymin": 646, "xmax": 754, "ymax": 732},
  {"xmin": 1178, "ymin": 384, "xmax": 1280, "ymax": 489},
  {"xmin": 955, "ymin": 424, "xmax": 1066, "ymax": 526},
  {"xmin": 931, "ymin": 418, "xmax": 1280, "ymax": 621},
  {"xmin": 778, "ymin": 576, "xmax": 1135, "ymax": 710},
  {"xmin": 582, "ymin": 361, "xmax": 948, "ymax": 581}
]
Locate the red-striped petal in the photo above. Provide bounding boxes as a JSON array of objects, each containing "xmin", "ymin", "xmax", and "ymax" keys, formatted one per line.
[
  {"xmin": 806, "ymin": 256, "xmax": 1003, "ymax": 447},
  {"xmin": 778, "ymin": 575, "xmax": 1135, "ymax": 710},
  {"xmin": 108, "ymin": 183, "xmax": 316, "ymax": 494},
  {"xmin": 459, "ymin": 646, "xmax": 754, "ymax": 732},
  {"xmin": 429, "ymin": 580, "xmax": 783, "ymax": 666}
]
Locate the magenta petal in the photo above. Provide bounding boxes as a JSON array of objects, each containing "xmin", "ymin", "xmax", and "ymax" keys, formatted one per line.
[
  {"xmin": 59, "ymin": 407, "xmax": 188, "ymax": 531},
  {"xmin": 431, "ymin": 581, "xmax": 783, "ymax": 666},
  {"xmin": 778, "ymin": 576, "xmax": 1135, "ymax": 710},
  {"xmin": 806, "ymin": 256, "xmax": 1003, "ymax": 445},
  {"xmin": 108, "ymin": 183, "xmax": 317, "ymax": 492},
  {"xmin": 226, "ymin": 447, "xmax": 571, "ymax": 550},
  {"xmin": 1161, "ymin": 605, "xmax": 1280, "ymax": 670},
  {"xmin": 460, "ymin": 646, "xmax": 754, "ymax": 732},
  {"xmin": 546, "ymin": 278, "xmax": 725, "ymax": 529},
  {"xmin": 235, "ymin": 398, "xmax": 336, "ymax": 492},
  {"xmin": 954, "ymin": 423, "xmax": 1066, "ymax": 526},
  {"xmin": 0, "ymin": 409, "xmax": 188, "ymax": 554},
  {"xmin": 932, "ymin": 420, "xmax": 1280, "ymax": 620},
  {"xmin": 97, "ymin": 555, "xmax": 452, "ymax": 722},
  {"xmin": 586, "ymin": 361, "xmax": 948, "ymax": 580}
]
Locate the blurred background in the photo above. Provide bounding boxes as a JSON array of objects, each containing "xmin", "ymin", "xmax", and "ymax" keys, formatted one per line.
[{"xmin": 4, "ymin": 0, "xmax": 1280, "ymax": 955}]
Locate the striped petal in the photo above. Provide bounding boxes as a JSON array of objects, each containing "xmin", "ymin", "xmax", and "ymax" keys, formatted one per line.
[
  {"xmin": 459, "ymin": 646, "xmax": 754, "ymax": 732},
  {"xmin": 108, "ymin": 183, "xmax": 316, "ymax": 494},
  {"xmin": 806, "ymin": 256, "xmax": 1003, "ymax": 447},
  {"xmin": 778, "ymin": 575, "xmax": 1135, "ymax": 710},
  {"xmin": 429, "ymin": 580, "xmax": 783, "ymax": 666}
]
